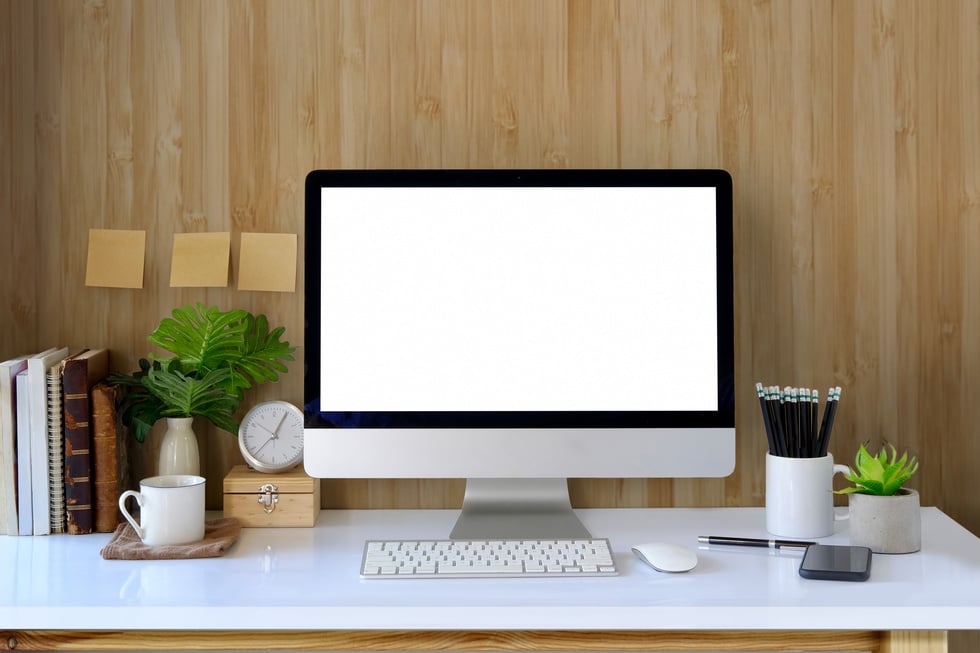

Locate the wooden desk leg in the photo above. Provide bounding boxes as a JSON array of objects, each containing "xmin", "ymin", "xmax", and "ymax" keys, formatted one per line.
[{"xmin": 880, "ymin": 630, "xmax": 947, "ymax": 653}]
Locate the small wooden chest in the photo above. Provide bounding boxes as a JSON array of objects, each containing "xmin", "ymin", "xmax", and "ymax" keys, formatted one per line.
[{"xmin": 223, "ymin": 465, "xmax": 321, "ymax": 527}]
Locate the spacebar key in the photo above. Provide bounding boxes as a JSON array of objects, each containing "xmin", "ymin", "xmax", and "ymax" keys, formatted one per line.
[{"xmin": 437, "ymin": 564, "xmax": 519, "ymax": 575}]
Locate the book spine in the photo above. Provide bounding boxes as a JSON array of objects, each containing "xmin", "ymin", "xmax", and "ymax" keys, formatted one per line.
[
  {"xmin": 91, "ymin": 382, "xmax": 121, "ymax": 533},
  {"xmin": 28, "ymin": 359, "xmax": 51, "ymax": 535},
  {"xmin": 62, "ymin": 361, "xmax": 93, "ymax": 534},
  {"xmin": 15, "ymin": 371, "xmax": 32, "ymax": 535},
  {"xmin": 0, "ymin": 358, "xmax": 27, "ymax": 536},
  {"xmin": 47, "ymin": 369, "xmax": 65, "ymax": 534}
]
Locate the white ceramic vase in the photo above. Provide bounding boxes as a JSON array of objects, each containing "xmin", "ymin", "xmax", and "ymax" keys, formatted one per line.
[
  {"xmin": 847, "ymin": 488, "xmax": 921, "ymax": 554},
  {"xmin": 157, "ymin": 417, "xmax": 200, "ymax": 476}
]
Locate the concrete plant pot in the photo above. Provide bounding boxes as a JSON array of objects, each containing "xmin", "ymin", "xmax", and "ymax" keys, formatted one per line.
[{"xmin": 847, "ymin": 488, "xmax": 921, "ymax": 554}]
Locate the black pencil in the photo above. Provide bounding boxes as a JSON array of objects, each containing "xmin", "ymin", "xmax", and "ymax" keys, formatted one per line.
[
  {"xmin": 816, "ymin": 387, "xmax": 829, "ymax": 456},
  {"xmin": 789, "ymin": 387, "xmax": 800, "ymax": 457},
  {"xmin": 816, "ymin": 386, "xmax": 835, "ymax": 457},
  {"xmin": 769, "ymin": 386, "xmax": 787, "ymax": 457},
  {"xmin": 802, "ymin": 388, "xmax": 811, "ymax": 456},
  {"xmin": 809, "ymin": 389, "xmax": 819, "ymax": 457},
  {"xmin": 756, "ymin": 383, "xmax": 777, "ymax": 455},
  {"xmin": 800, "ymin": 388, "xmax": 808, "ymax": 457},
  {"xmin": 818, "ymin": 386, "xmax": 841, "ymax": 457}
]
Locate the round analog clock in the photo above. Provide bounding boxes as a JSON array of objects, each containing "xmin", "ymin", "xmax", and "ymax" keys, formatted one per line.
[{"xmin": 238, "ymin": 400, "xmax": 305, "ymax": 473}]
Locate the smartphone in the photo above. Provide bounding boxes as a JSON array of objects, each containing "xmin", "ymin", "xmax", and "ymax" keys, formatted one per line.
[{"xmin": 798, "ymin": 544, "xmax": 872, "ymax": 581}]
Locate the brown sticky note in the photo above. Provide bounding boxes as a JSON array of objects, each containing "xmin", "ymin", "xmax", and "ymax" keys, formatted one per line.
[
  {"xmin": 85, "ymin": 229, "xmax": 146, "ymax": 289},
  {"xmin": 237, "ymin": 232, "xmax": 297, "ymax": 292},
  {"xmin": 170, "ymin": 232, "xmax": 231, "ymax": 287}
]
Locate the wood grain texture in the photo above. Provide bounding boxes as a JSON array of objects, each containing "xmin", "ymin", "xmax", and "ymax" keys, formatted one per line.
[
  {"xmin": 0, "ymin": 0, "xmax": 978, "ymax": 549},
  {"xmin": 882, "ymin": 630, "xmax": 949, "ymax": 653},
  {"xmin": 0, "ymin": 0, "xmax": 37, "ymax": 356},
  {"xmin": 0, "ymin": 628, "xmax": 890, "ymax": 652}
]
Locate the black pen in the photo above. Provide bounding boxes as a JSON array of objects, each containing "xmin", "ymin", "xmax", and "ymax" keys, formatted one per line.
[{"xmin": 698, "ymin": 535, "xmax": 816, "ymax": 550}]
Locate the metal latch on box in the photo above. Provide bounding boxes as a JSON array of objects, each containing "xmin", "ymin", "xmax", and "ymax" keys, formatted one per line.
[{"xmin": 257, "ymin": 483, "xmax": 280, "ymax": 514}]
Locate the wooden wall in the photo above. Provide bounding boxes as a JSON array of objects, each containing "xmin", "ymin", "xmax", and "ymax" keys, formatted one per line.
[{"xmin": 3, "ymin": 0, "xmax": 979, "ymax": 533}]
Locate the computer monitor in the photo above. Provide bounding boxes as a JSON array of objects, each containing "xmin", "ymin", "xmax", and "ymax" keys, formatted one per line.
[{"xmin": 304, "ymin": 169, "xmax": 734, "ymax": 540}]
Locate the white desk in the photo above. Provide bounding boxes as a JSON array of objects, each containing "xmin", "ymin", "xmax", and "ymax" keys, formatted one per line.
[{"xmin": 2, "ymin": 507, "xmax": 978, "ymax": 652}]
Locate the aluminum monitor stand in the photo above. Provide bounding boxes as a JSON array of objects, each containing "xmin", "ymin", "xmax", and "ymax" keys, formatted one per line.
[{"xmin": 449, "ymin": 478, "xmax": 591, "ymax": 540}]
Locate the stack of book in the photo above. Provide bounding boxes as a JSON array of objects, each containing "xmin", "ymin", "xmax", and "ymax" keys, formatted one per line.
[{"xmin": 0, "ymin": 348, "xmax": 126, "ymax": 536}]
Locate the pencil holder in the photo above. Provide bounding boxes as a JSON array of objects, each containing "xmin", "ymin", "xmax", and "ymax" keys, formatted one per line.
[{"xmin": 765, "ymin": 452, "xmax": 849, "ymax": 538}]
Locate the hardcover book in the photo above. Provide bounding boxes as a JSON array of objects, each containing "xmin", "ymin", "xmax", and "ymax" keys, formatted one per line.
[
  {"xmin": 91, "ymin": 381, "xmax": 124, "ymax": 533},
  {"xmin": 62, "ymin": 349, "xmax": 109, "ymax": 534}
]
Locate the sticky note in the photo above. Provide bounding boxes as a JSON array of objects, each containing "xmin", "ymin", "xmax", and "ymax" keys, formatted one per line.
[
  {"xmin": 237, "ymin": 232, "xmax": 297, "ymax": 292},
  {"xmin": 85, "ymin": 229, "xmax": 146, "ymax": 289},
  {"xmin": 169, "ymin": 232, "xmax": 231, "ymax": 287}
]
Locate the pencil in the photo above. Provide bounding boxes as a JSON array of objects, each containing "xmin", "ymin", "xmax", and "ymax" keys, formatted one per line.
[
  {"xmin": 818, "ymin": 386, "xmax": 841, "ymax": 457},
  {"xmin": 769, "ymin": 386, "xmax": 787, "ymax": 457},
  {"xmin": 800, "ymin": 388, "xmax": 808, "ymax": 457},
  {"xmin": 756, "ymin": 383, "xmax": 776, "ymax": 455},
  {"xmin": 810, "ymin": 389, "xmax": 819, "ymax": 457},
  {"xmin": 788, "ymin": 387, "xmax": 800, "ymax": 457}
]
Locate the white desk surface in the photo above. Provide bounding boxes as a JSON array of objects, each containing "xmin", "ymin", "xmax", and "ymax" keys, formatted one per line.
[{"xmin": 2, "ymin": 507, "xmax": 979, "ymax": 632}]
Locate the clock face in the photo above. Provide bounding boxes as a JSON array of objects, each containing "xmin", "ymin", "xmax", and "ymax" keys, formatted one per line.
[{"xmin": 238, "ymin": 401, "xmax": 305, "ymax": 473}]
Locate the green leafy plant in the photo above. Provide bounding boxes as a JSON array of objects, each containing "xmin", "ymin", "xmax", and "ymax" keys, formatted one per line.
[
  {"xmin": 834, "ymin": 443, "xmax": 919, "ymax": 496},
  {"xmin": 111, "ymin": 303, "xmax": 296, "ymax": 443}
]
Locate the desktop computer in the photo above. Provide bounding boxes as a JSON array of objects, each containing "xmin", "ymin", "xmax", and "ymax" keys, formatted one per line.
[{"xmin": 303, "ymin": 169, "xmax": 735, "ymax": 556}]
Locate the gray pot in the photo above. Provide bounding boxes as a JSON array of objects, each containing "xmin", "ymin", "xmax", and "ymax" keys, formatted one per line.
[{"xmin": 847, "ymin": 488, "xmax": 921, "ymax": 554}]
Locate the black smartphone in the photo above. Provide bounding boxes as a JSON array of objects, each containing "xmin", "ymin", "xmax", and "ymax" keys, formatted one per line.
[{"xmin": 798, "ymin": 544, "xmax": 872, "ymax": 581}]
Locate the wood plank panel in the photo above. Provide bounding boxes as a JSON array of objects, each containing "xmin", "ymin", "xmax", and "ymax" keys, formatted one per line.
[
  {"xmin": 0, "ymin": 0, "xmax": 37, "ymax": 357},
  {"xmin": 0, "ymin": 0, "xmax": 977, "ymax": 559}
]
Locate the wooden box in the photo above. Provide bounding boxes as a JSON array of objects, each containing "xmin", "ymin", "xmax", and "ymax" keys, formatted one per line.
[{"xmin": 223, "ymin": 465, "xmax": 320, "ymax": 527}]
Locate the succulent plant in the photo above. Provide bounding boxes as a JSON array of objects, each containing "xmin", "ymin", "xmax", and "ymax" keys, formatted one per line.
[{"xmin": 834, "ymin": 443, "xmax": 919, "ymax": 496}]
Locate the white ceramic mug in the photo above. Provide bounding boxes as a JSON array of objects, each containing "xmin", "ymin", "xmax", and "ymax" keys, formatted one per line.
[
  {"xmin": 118, "ymin": 475, "xmax": 206, "ymax": 546},
  {"xmin": 765, "ymin": 452, "xmax": 849, "ymax": 538}
]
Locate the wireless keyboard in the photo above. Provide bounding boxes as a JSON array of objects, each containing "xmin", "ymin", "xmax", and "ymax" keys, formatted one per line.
[{"xmin": 360, "ymin": 538, "xmax": 618, "ymax": 578}]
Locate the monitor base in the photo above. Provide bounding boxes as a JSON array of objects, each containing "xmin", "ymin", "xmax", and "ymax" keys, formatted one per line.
[{"xmin": 449, "ymin": 478, "xmax": 592, "ymax": 540}]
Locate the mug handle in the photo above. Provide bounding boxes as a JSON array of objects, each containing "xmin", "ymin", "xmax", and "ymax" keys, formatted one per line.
[
  {"xmin": 832, "ymin": 463, "xmax": 850, "ymax": 521},
  {"xmin": 118, "ymin": 490, "xmax": 146, "ymax": 539}
]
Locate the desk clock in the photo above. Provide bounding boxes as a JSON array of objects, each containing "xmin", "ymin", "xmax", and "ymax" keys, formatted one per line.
[{"xmin": 238, "ymin": 400, "xmax": 304, "ymax": 473}]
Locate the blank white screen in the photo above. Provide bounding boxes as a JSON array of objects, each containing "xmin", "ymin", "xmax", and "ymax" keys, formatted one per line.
[{"xmin": 320, "ymin": 186, "xmax": 718, "ymax": 412}]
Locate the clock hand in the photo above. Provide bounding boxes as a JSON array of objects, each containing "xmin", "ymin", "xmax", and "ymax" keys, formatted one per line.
[
  {"xmin": 254, "ymin": 412, "xmax": 290, "ymax": 441},
  {"xmin": 271, "ymin": 411, "xmax": 289, "ymax": 436},
  {"xmin": 252, "ymin": 435, "xmax": 275, "ymax": 455},
  {"xmin": 255, "ymin": 423, "xmax": 280, "ymax": 439}
]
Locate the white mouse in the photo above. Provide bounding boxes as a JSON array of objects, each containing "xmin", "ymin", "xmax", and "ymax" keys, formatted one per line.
[{"xmin": 631, "ymin": 542, "xmax": 698, "ymax": 573}]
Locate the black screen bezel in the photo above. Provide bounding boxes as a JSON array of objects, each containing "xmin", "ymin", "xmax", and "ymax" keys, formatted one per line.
[{"xmin": 303, "ymin": 169, "xmax": 734, "ymax": 430}]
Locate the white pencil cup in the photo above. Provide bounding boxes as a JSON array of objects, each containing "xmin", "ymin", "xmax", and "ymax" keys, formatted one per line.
[{"xmin": 765, "ymin": 452, "xmax": 849, "ymax": 538}]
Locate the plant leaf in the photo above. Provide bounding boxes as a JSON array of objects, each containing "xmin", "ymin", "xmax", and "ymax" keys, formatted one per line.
[
  {"xmin": 856, "ymin": 445, "xmax": 885, "ymax": 482},
  {"xmin": 881, "ymin": 453, "xmax": 918, "ymax": 496},
  {"xmin": 142, "ymin": 365, "xmax": 242, "ymax": 435},
  {"xmin": 231, "ymin": 313, "xmax": 296, "ymax": 390},
  {"xmin": 148, "ymin": 303, "xmax": 249, "ymax": 377}
]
